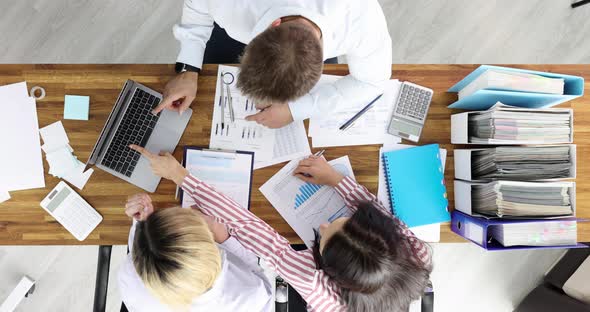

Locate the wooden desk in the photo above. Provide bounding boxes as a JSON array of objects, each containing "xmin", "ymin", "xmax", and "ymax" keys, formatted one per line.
[{"xmin": 0, "ymin": 64, "xmax": 588, "ymax": 245}]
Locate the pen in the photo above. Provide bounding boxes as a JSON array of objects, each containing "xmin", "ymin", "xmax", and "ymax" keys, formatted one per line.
[
  {"xmin": 338, "ymin": 93, "xmax": 383, "ymax": 131},
  {"xmin": 220, "ymin": 72, "xmax": 225, "ymax": 130}
]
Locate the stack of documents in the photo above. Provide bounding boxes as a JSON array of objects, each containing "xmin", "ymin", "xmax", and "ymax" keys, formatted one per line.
[
  {"xmin": 468, "ymin": 103, "xmax": 572, "ymax": 144},
  {"xmin": 458, "ymin": 69, "xmax": 565, "ymax": 100},
  {"xmin": 0, "ymin": 82, "xmax": 45, "ymax": 203},
  {"xmin": 471, "ymin": 181, "xmax": 574, "ymax": 218},
  {"xmin": 40, "ymin": 121, "xmax": 94, "ymax": 190},
  {"xmin": 308, "ymin": 76, "xmax": 401, "ymax": 147},
  {"xmin": 489, "ymin": 220, "xmax": 577, "ymax": 247},
  {"xmin": 471, "ymin": 146, "xmax": 573, "ymax": 180}
]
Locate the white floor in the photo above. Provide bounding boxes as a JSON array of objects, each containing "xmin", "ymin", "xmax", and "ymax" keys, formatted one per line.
[{"xmin": 1, "ymin": 0, "xmax": 589, "ymax": 311}]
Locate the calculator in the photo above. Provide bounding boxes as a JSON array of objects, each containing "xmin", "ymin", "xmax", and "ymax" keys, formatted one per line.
[
  {"xmin": 40, "ymin": 181, "xmax": 103, "ymax": 241},
  {"xmin": 387, "ymin": 81, "xmax": 434, "ymax": 142}
]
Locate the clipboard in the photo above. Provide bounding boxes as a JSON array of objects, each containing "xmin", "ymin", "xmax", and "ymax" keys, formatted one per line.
[{"xmin": 178, "ymin": 146, "xmax": 255, "ymax": 210}]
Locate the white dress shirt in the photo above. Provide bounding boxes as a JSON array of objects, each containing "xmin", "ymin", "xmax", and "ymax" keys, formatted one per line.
[
  {"xmin": 174, "ymin": 0, "xmax": 393, "ymax": 121},
  {"xmin": 118, "ymin": 221, "xmax": 273, "ymax": 312}
]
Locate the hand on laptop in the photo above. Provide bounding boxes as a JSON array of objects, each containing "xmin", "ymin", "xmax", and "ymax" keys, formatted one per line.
[
  {"xmin": 153, "ymin": 71, "xmax": 199, "ymax": 115},
  {"xmin": 129, "ymin": 145, "xmax": 188, "ymax": 185},
  {"xmin": 245, "ymin": 103, "xmax": 293, "ymax": 129},
  {"xmin": 293, "ymin": 156, "xmax": 344, "ymax": 186},
  {"xmin": 125, "ymin": 193, "xmax": 154, "ymax": 221}
]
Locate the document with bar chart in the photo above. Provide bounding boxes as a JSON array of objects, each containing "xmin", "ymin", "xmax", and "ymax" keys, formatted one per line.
[{"xmin": 260, "ymin": 156, "xmax": 355, "ymax": 247}]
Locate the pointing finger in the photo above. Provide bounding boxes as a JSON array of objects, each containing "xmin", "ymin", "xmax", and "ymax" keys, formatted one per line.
[
  {"xmin": 129, "ymin": 144, "xmax": 155, "ymax": 159},
  {"xmin": 152, "ymin": 94, "xmax": 177, "ymax": 114}
]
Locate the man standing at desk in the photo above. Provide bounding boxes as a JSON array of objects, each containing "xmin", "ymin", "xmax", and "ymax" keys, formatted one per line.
[{"xmin": 153, "ymin": 0, "xmax": 393, "ymax": 129}]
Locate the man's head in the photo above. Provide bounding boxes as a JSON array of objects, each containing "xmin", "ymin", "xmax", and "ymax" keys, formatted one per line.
[
  {"xmin": 313, "ymin": 203, "xmax": 432, "ymax": 312},
  {"xmin": 237, "ymin": 18, "xmax": 324, "ymax": 106},
  {"xmin": 132, "ymin": 208, "xmax": 221, "ymax": 307}
]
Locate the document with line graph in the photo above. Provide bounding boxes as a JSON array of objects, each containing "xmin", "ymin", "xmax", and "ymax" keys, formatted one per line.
[{"xmin": 260, "ymin": 155, "xmax": 355, "ymax": 247}]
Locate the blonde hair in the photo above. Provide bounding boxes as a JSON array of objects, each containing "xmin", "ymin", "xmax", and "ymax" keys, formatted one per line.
[{"xmin": 132, "ymin": 207, "xmax": 221, "ymax": 309}]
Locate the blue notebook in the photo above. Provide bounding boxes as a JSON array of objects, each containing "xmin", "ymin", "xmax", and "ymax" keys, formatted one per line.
[{"xmin": 382, "ymin": 144, "xmax": 450, "ymax": 227}]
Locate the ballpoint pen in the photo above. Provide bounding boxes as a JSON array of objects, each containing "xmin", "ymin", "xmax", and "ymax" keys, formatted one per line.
[{"xmin": 339, "ymin": 94, "xmax": 383, "ymax": 131}]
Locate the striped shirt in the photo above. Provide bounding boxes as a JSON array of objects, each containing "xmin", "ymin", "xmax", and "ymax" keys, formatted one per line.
[{"xmin": 181, "ymin": 174, "xmax": 432, "ymax": 312}]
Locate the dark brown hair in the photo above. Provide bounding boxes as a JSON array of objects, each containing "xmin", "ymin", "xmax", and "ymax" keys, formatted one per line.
[
  {"xmin": 237, "ymin": 23, "xmax": 323, "ymax": 104},
  {"xmin": 313, "ymin": 202, "xmax": 432, "ymax": 312}
]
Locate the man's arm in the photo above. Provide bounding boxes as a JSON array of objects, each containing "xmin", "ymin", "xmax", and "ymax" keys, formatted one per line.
[
  {"xmin": 288, "ymin": 0, "xmax": 392, "ymax": 121},
  {"xmin": 181, "ymin": 174, "xmax": 319, "ymax": 297},
  {"xmin": 173, "ymin": 0, "xmax": 215, "ymax": 69}
]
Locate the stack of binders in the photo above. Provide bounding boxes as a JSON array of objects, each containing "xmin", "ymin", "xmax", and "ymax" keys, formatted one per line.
[{"xmin": 449, "ymin": 65, "xmax": 585, "ymax": 251}]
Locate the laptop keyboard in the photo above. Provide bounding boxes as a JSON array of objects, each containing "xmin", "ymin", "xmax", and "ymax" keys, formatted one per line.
[{"xmin": 100, "ymin": 89, "xmax": 160, "ymax": 177}]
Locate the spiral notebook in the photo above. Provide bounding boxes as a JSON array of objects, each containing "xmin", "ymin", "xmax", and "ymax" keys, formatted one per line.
[{"xmin": 382, "ymin": 144, "xmax": 450, "ymax": 227}]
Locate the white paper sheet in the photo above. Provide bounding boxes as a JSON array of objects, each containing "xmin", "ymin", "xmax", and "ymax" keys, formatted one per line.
[
  {"xmin": 0, "ymin": 82, "xmax": 45, "ymax": 192},
  {"xmin": 209, "ymin": 65, "xmax": 275, "ymax": 162},
  {"xmin": 260, "ymin": 156, "xmax": 355, "ymax": 247},
  {"xmin": 312, "ymin": 133, "xmax": 401, "ymax": 148},
  {"xmin": 40, "ymin": 121, "xmax": 94, "ymax": 190},
  {"xmin": 63, "ymin": 162, "xmax": 94, "ymax": 190},
  {"xmin": 253, "ymin": 121, "xmax": 311, "ymax": 170},
  {"xmin": 182, "ymin": 149, "xmax": 253, "ymax": 209},
  {"xmin": 377, "ymin": 141, "xmax": 447, "ymax": 242},
  {"xmin": 308, "ymin": 76, "xmax": 403, "ymax": 147},
  {"xmin": 0, "ymin": 190, "xmax": 10, "ymax": 204},
  {"xmin": 46, "ymin": 147, "xmax": 79, "ymax": 177},
  {"xmin": 39, "ymin": 120, "xmax": 69, "ymax": 153}
]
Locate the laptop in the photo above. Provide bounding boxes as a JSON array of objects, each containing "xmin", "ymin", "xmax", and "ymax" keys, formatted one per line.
[{"xmin": 87, "ymin": 80, "xmax": 192, "ymax": 192}]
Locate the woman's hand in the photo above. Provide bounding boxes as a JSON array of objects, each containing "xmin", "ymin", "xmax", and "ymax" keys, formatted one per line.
[
  {"xmin": 196, "ymin": 210, "xmax": 230, "ymax": 244},
  {"xmin": 128, "ymin": 145, "xmax": 188, "ymax": 185},
  {"xmin": 125, "ymin": 193, "xmax": 154, "ymax": 221},
  {"xmin": 293, "ymin": 156, "xmax": 344, "ymax": 186}
]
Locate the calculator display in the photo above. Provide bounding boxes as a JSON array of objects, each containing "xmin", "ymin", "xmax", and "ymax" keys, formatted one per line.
[
  {"xmin": 390, "ymin": 119, "xmax": 421, "ymax": 136},
  {"xmin": 46, "ymin": 187, "xmax": 71, "ymax": 212}
]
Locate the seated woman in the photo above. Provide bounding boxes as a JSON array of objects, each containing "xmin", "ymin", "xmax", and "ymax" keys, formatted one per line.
[
  {"xmin": 117, "ymin": 193, "xmax": 273, "ymax": 311},
  {"xmin": 130, "ymin": 144, "xmax": 433, "ymax": 312}
]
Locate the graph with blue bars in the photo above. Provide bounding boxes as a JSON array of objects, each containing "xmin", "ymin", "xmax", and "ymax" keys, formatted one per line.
[{"xmin": 294, "ymin": 183, "xmax": 322, "ymax": 209}]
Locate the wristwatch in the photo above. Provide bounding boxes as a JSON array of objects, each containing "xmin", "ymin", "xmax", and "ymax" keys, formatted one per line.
[{"xmin": 175, "ymin": 62, "xmax": 201, "ymax": 74}]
